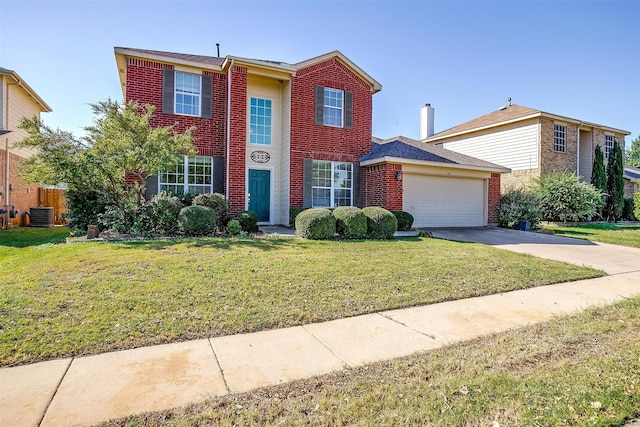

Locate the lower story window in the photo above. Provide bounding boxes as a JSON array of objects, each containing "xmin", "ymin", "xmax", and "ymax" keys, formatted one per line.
[
  {"xmin": 312, "ymin": 160, "xmax": 352, "ymax": 208},
  {"xmin": 159, "ymin": 155, "xmax": 213, "ymax": 195}
]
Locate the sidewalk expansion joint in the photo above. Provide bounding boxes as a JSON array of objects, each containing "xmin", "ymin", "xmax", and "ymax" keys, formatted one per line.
[
  {"xmin": 37, "ymin": 357, "xmax": 73, "ymax": 427},
  {"xmin": 377, "ymin": 312, "xmax": 439, "ymax": 342},
  {"xmin": 208, "ymin": 339, "xmax": 231, "ymax": 395},
  {"xmin": 301, "ymin": 325, "xmax": 350, "ymax": 368}
]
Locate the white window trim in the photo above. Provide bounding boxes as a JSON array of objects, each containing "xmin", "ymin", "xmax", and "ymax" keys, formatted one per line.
[
  {"xmin": 158, "ymin": 155, "xmax": 213, "ymax": 195},
  {"xmin": 174, "ymin": 72, "xmax": 201, "ymax": 117},
  {"xmin": 553, "ymin": 123, "xmax": 566, "ymax": 153},
  {"xmin": 248, "ymin": 97, "xmax": 272, "ymax": 146},
  {"xmin": 312, "ymin": 160, "xmax": 353, "ymax": 208},
  {"xmin": 323, "ymin": 88, "xmax": 344, "ymax": 128},
  {"xmin": 604, "ymin": 134, "xmax": 614, "ymax": 159}
]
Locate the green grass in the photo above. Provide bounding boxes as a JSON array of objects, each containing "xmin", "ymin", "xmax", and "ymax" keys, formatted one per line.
[
  {"xmin": 1, "ymin": 232, "xmax": 603, "ymax": 366},
  {"xmin": 0, "ymin": 226, "xmax": 70, "ymax": 247},
  {"xmin": 545, "ymin": 223, "xmax": 640, "ymax": 248},
  {"xmin": 104, "ymin": 297, "xmax": 640, "ymax": 427}
]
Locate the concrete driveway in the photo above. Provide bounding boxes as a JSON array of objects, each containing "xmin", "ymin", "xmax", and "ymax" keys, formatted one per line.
[{"xmin": 429, "ymin": 227, "xmax": 640, "ymax": 275}]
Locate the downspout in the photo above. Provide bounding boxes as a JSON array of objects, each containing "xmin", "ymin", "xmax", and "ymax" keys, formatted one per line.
[
  {"xmin": 225, "ymin": 59, "xmax": 234, "ymax": 201},
  {"xmin": 4, "ymin": 78, "xmax": 20, "ymax": 229}
]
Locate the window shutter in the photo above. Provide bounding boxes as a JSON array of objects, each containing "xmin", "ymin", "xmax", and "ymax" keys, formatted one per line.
[
  {"xmin": 352, "ymin": 162, "xmax": 361, "ymax": 207},
  {"xmin": 212, "ymin": 156, "xmax": 224, "ymax": 194},
  {"xmin": 162, "ymin": 69, "xmax": 175, "ymax": 115},
  {"xmin": 314, "ymin": 85, "xmax": 324, "ymax": 126},
  {"xmin": 145, "ymin": 175, "xmax": 159, "ymax": 201},
  {"xmin": 303, "ymin": 158, "xmax": 313, "ymax": 208},
  {"xmin": 201, "ymin": 75, "xmax": 212, "ymax": 119},
  {"xmin": 344, "ymin": 90, "xmax": 353, "ymax": 129}
]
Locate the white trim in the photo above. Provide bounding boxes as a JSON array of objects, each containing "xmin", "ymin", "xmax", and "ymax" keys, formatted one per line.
[
  {"xmin": 360, "ymin": 156, "xmax": 510, "ymax": 173},
  {"xmin": 174, "ymin": 71, "xmax": 201, "ymax": 117},
  {"xmin": 246, "ymin": 166, "xmax": 274, "ymax": 224}
]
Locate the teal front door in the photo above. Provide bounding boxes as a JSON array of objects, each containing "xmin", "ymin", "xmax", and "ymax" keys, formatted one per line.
[{"xmin": 248, "ymin": 169, "xmax": 270, "ymax": 222}]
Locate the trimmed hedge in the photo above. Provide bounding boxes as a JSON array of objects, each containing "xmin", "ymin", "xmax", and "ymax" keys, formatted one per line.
[
  {"xmin": 392, "ymin": 210, "xmax": 414, "ymax": 231},
  {"xmin": 132, "ymin": 192, "xmax": 182, "ymax": 236},
  {"xmin": 295, "ymin": 208, "xmax": 336, "ymax": 240},
  {"xmin": 235, "ymin": 210, "xmax": 258, "ymax": 233},
  {"xmin": 178, "ymin": 205, "xmax": 217, "ymax": 236},
  {"xmin": 363, "ymin": 207, "xmax": 398, "ymax": 239},
  {"xmin": 333, "ymin": 206, "xmax": 367, "ymax": 239},
  {"xmin": 289, "ymin": 206, "xmax": 307, "ymax": 228},
  {"xmin": 192, "ymin": 193, "xmax": 230, "ymax": 231}
]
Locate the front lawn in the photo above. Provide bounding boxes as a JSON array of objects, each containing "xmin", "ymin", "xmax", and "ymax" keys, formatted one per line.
[
  {"xmin": 106, "ymin": 296, "xmax": 640, "ymax": 426},
  {"xmin": 1, "ymin": 231, "xmax": 603, "ymax": 366},
  {"xmin": 545, "ymin": 223, "xmax": 640, "ymax": 249}
]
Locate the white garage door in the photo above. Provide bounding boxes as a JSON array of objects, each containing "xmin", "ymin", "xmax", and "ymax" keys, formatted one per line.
[{"xmin": 403, "ymin": 174, "xmax": 486, "ymax": 227}]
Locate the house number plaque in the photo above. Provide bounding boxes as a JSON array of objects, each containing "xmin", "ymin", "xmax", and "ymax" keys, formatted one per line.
[{"xmin": 250, "ymin": 151, "xmax": 270, "ymax": 163}]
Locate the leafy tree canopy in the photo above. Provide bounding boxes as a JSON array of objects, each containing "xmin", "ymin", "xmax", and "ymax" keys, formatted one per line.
[{"xmin": 627, "ymin": 134, "xmax": 640, "ymax": 168}]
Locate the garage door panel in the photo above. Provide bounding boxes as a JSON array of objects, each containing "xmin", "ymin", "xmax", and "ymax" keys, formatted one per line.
[{"xmin": 403, "ymin": 175, "xmax": 485, "ymax": 228}]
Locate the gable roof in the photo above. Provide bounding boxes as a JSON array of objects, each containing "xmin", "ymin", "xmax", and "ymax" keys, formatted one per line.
[
  {"xmin": 360, "ymin": 136, "xmax": 510, "ymax": 173},
  {"xmin": 0, "ymin": 67, "xmax": 52, "ymax": 113},
  {"xmin": 425, "ymin": 104, "xmax": 630, "ymax": 142}
]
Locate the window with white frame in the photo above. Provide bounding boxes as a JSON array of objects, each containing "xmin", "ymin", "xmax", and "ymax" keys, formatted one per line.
[
  {"xmin": 312, "ymin": 161, "xmax": 352, "ymax": 208},
  {"xmin": 553, "ymin": 124, "xmax": 566, "ymax": 152},
  {"xmin": 323, "ymin": 88, "xmax": 344, "ymax": 127},
  {"xmin": 159, "ymin": 156, "xmax": 213, "ymax": 195},
  {"xmin": 175, "ymin": 72, "xmax": 201, "ymax": 116},
  {"xmin": 249, "ymin": 97, "xmax": 272, "ymax": 145},
  {"xmin": 605, "ymin": 135, "xmax": 614, "ymax": 158}
]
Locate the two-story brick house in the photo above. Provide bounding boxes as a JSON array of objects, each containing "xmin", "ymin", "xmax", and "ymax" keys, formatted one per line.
[
  {"xmin": 115, "ymin": 48, "xmax": 510, "ymax": 228},
  {"xmin": 423, "ymin": 103, "xmax": 630, "ymax": 191}
]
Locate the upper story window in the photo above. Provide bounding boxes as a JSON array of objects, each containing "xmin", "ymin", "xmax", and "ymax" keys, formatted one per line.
[
  {"xmin": 249, "ymin": 97, "xmax": 272, "ymax": 145},
  {"xmin": 605, "ymin": 135, "xmax": 614, "ymax": 158},
  {"xmin": 159, "ymin": 155, "xmax": 213, "ymax": 195},
  {"xmin": 312, "ymin": 160, "xmax": 352, "ymax": 208},
  {"xmin": 553, "ymin": 124, "xmax": 566, "ymax": 153},
  {"xmin": 162, "ymin": 69, "xmax": 212, "ymax": 119},
  {"xmin": 175, "ymin": 72, "xmax": 201, "ymax": 116},
  {"xmin": 314, "ymin": 85, "xmax": 353, "ymax": 129}
]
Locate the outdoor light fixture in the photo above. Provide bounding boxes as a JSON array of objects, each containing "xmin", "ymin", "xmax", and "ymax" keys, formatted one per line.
[{"xmin": 396, "ymin": 170, "xmax": 403, "ymax": 181}]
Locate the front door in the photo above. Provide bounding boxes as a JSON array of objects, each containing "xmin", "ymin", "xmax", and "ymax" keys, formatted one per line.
[{"xmin": 248, "ymin": 169, "xmax": 270, "ymax": 222}]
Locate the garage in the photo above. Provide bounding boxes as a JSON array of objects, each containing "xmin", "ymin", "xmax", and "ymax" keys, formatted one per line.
[{"xmin": 403, "ymin": 174, "xmax": 486, "ymax": 227}]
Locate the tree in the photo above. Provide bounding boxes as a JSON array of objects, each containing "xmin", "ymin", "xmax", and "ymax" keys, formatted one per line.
[
  {"xmin": 16, "ymin": 99, "xmax": 195, "ymax": 231},
  {"xmin": 591, "ymin": 144, "xmax": 607, "ymax": 192},
  {"xmin": 536, "ymin": 172, "xmax": 603, "ymax": 222},
  {"xmin": 604, "ymin": 140, "xmax": 625, "ymax": 221},
  {"xmin": 627, "ymin": 134, "xmax": 640, "ymax": 168}
]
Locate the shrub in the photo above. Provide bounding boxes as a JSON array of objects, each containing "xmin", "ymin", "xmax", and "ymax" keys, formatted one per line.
[
  {"xmin": 536, "ymin": 172, "xmax": 603, "ymax": 222},
  {"xmin": 98, "ymin": 205, "xmax": 131, "ymax": 233},
  {"xmin": 177, "ymin": 205, "xmax": 217, "ymax": 236},
  {"xmin": 226, "ymin": 219, "xmax": 243, "ymax": 235},
  {"xmin": 235, "ymin": 210, "xmax": 259, "ymax": 233},
  {"xmin": 132, "ymin": 192, "xmax": 182, "ymax": 236},
  {"xmin": 635, "ymin": 192, "xmax": 640, "ymax": 221},
  {"xmin": 193, "ymin": 193, "xmax": 230, "ymax": 231},
  {"xmin": 498, "ymin": 189, "xmax": 542, "ymax": 229},
  {"xmin": 64, "ymin": 189, "xmax": 107, "ymax": 235},
  {"xmin": 363, "ymin": 207, "xmax": 398, "ymax": 239},
  {"xmin": 295, "ymin": 208, "xmax": 336, "ymax": 240},
  {"xmin": 333, "ymin": 206, "xmax": 367, "ymax": 239},
  {"xmin": 289, "ymin": 206, "xmax": 308, "ymax": 228},
  {"xmin": 392, "ymin": 210, "xmax": 414, "ymax": 231},
  {"xmin": 623, "ymin": 197, "xmax": 637, "ymax": 221}
]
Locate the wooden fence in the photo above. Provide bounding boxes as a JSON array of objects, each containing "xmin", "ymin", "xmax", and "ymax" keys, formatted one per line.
[{"xmin": 38, "ymin": 188, "xmax": 68, "ymax": 225}]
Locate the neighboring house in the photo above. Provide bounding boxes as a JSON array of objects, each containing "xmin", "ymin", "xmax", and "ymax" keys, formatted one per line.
[
  {"xmin": 114, "ymin": 47, "xmax": 509, "ymax": 228},
  {"xmin": 0, "ymin": 68, "xmax": 53, "ymax": 228},
  {"xmin": 360, "ymin": 136, "xmax": 509, "ymax": 227},
  {"xmin": 423, "ymin": 103, "xmax": 630, "ymax": 191},
  {"xmin": 624, "ymin": 166, "xmax": 640, "ymax": 198}
]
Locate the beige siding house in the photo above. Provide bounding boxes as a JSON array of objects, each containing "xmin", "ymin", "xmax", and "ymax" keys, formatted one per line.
[
  {"xmin": 1, "ymin": 68, "xmax": 52, "ymax": 227},
  {"xmin": 424, "ymin": 104, "xmax": 630, "ymax": 191}
]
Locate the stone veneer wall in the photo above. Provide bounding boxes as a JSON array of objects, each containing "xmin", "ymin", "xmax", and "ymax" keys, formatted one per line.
[{"xmin": 540, "ymin": 118, "xmax": 577, "ymax": 175}]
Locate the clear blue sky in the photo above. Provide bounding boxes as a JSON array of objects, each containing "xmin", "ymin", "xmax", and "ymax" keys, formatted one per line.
[{"xmin": 2, "ymin": 0, "xmax": 639, "ymax": 145}]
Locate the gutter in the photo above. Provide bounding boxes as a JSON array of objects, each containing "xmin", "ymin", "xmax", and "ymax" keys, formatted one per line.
[{"xmin": 359, "ymin": 155, "xmax": 511, "ymax": 174}]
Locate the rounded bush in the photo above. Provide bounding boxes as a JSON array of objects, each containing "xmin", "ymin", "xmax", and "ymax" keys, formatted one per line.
[
  {"xmin": 498, "ymin": 189, "xmax": 542, "ymax": 229},
  {"xmin": 178, "ymin": 205, "xmax": 217, "ymax": 236},
  {"xmin": 333, "ymin": 206, "xmax": 367, "ymax": 239},
  {"xmin": 362, "ymin": 207, "xmax": 398, "ymax": 239},
  {"xmin": 289, "ymin": 206, "xmax": 308, "ymax": 228},
  {"xmin": 392, "ymin": 210, "xmax": 414, "ymax": 231},
  {"xmin": 133, "ymin": 192, "xmax": 182, "ymax": 236},
  {"xmin": 295, "ymin": 208, "xmax": 336, "ymax": 240},
  {"xmin": 235, "ymin": 210, "xmax": 258, "ymax": 233},
  {"xmin": 192, "ymin": 193, "xmax": 230, "ymax": 231},
  {"xmin": 536, "ymin": 172, "xmax": 603, "ymax": 222},
  {"xmin": 226, "ymin": 219, "xmax": 243, "ymax": 235}
]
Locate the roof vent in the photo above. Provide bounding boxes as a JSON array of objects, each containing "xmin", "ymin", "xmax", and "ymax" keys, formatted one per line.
[{"xmin": 498, "ymin": 97, "xmax": 512, "ymax": 111}]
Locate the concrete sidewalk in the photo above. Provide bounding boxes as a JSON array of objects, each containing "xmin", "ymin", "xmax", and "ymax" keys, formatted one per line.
[{"xmin": 2, "ymin": 270, "xmax": 640, "ymax": 427}]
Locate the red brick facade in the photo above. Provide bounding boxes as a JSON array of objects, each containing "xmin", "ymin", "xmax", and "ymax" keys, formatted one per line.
[
  {"xmin": 361, "ymin": 163, "xmax": 403, "ymax": 211},
  {"xmin": 0, "ymin": 150, "xmax": 39, "ymax": 227},
  {"xmin": 488, "ymin": 173, "xmax": 501, "ymax": 223},
  {"xmin": 227, "ymin": 65, "xmax": 247, "ymax": 213},
  {"xmin": 289, "ymin": 58, "xmax": 373, "ymax": 207}
]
